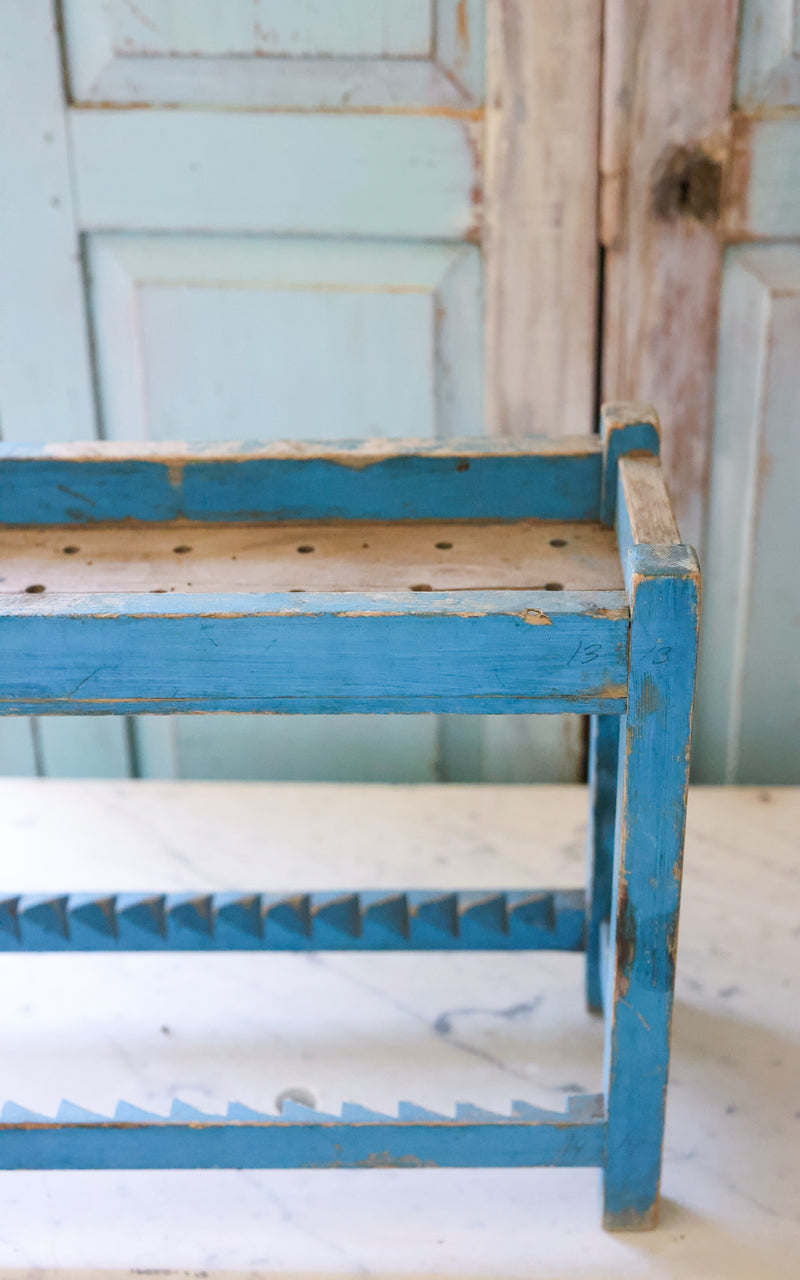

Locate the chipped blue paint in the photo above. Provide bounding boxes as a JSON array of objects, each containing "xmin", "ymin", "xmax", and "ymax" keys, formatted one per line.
[
  {"xmin": 602, "ymin": 539, "xmax": 699, "ymax": 1229},
  {"xmin": 0, "ymin": 590, "xmax": 629, "ymax": 715},
  {"xmin": 600, "ymin": 406, "xmax": 661, "ymax": 527},
  {"xmin": 0, "ymin": 888, "xmax": 586, "ymax": 952},
  {"xmin": 0, "ymin": 440, "xmax": 603, "ymax": 525},
  {"xmin": 0, "ymin": 1094, "xmax": 606, "ymax": 1170}
]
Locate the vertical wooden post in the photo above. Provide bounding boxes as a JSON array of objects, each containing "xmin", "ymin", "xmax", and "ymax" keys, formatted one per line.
[
  {"xmin": 585, "ymin": 714, "xmax": 621, "ymax": 1012},
  {"xmin": 602, "ymin": 538, "xmax": 699, "ymax": 1229}
]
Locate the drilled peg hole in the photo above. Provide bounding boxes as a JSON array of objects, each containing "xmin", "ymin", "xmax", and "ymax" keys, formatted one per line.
[
  {"xmin": 297, "ymin": 545, "xmax": 315, "ymax": 554},
  {"xmin": 435, "ymin": 541, "xmax": 453, "ymax": 550},
  {"xmin": 173, "ymin": 545, "xmax": 192, "ymax": 554},
  {"xmin": 62, "ymin": 545, "xmax": 80, "ymax": 555},
  {"xmin": 275, "ymin": 1086, "xmax": 316, "ymax": 1113},
  {"xmin": 549, "ymin": 538, "xmax": 567, "ymax": 548},
  {"xmin": 544, "ymin": 582, "xmax": 563, "ymax": 591},
  {"xmin": 25, "ymin": 584, "xmax": 45, "ymax": 593},
  {"xmin": 410, "ymin": 583, "xmax": 432, "ymax": 592}
]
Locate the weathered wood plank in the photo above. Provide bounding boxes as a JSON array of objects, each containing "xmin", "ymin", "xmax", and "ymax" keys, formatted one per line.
[
  {"xmin": 617, "ymin": 457, "xmax": 681, "ymax": 547},
  {"xmin": 0, "ymin": 1109, "xmax": 605, "ymax": 1171},
  {"xmin": 600, "ymin": 0, "xmax": 739, "ymax": 551},
  {"xmin": 603, "ymin": 544, "xmax": 700, "ymax": 1229},
  {"xmin": 0, "ymin": 519, "xmax": 623, "ymax": 596},
  {"xmin": 0, "ymin": 439, "xmax": 603, "ymax": 525},
  {"xmin": 0, "ymin": 590, "xmax": 629, "ymax": 716},
  {"xmin": 485, "ymin": 0, "xmax": 602, "ymax": 437}
]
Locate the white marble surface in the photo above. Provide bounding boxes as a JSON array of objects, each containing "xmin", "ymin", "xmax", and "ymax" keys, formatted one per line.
[{"xmin": 0, "ymin": 780, "xmax": 797, "ymax": 1278}]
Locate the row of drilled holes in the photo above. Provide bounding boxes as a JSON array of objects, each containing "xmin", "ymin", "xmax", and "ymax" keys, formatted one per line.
[{"xmin": 22, "ymin": 536, "xmax": 571, "ymax": 595}]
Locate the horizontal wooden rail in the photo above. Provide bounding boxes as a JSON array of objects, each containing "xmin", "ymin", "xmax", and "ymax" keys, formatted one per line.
[
  {"xmin": 0, "ymin": 888, "xmax": 587, "ymax": 952},
  {"xmin": 0, "ymin": 1094, "xmax": 606, "ymax": 1170},
  {"xmin": 0, "ymin": 590, "xmax": 629, "ymax": 715},
  {"xmin": 0, "ymin": 438, "xmax": 604, "ymax": 524}
]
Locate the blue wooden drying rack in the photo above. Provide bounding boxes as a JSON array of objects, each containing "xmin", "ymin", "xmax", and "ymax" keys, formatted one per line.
[{"xmin": 0, "ymin": 404, "xmax": 699, "ymax": 1231}]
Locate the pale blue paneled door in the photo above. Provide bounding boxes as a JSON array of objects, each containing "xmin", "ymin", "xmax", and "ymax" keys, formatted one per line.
[{"xmin": 0, "ymin": 0, "xmax": 602, "ymax": 782}]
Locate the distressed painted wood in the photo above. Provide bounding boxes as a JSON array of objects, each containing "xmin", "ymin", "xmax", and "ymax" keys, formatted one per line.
[
  {"xmin": 0, "ymin": 888, "xmax": 587, "ymax": 953},
  {"xmin": 0, "ymin": 439, "xmax": 604, "ymax": 525},
  {"xmin": 603, "ymin": 461, "xmax": 700, "ymax": 1228},
  {"xmin": 585, "ymin": 715, "xmax": 620, "ymax": 1013},
  {"xmin": 600, "ymin": 0, "xmax": 739, "ymax": 550},
  {"xmin": 725, "ymin": 117, "xmax": 800, "ymax": 240},
  {"xmin": 736, "ymin": 0, "xmax": 800, "ymax": 109},
  {"xmin": 693, "ymin": 247, "xmax": 800, "ymax": 784},
  {"xmin": 70, "ymin": 110, "xmax": 482, "ymax": 241},
  {"xmin": 0, "ymin": 589, "xmax": 628, "ymax": 716},
  {"xmin": 87, "ymin": 236, "xmax": 483, "ymax": 442},
  {"xmin": 600, "ymin": 403, "xmax": 661, "ymax": 528},
  {"xmin": 62, "ymin": 0, "xmax": 485, "ymax": 108},
  {"xmin": 0, "ymin": 519, "xmax": 623, "ymax": 596},
  {"xmin": 0, "ymin": 1094, "xmax": 606, "ymax": 1171},
  {"xmin": 485, "ymin": 0, "xmax": 602, "ymax": 438}
]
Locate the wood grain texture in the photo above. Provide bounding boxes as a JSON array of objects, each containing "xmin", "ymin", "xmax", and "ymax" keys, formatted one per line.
[
  {"xmin": 617, "ymin": 458, "xmax": 680, "ymax": 546},
  {"xmin": 485, "ymin": 0, "xmax": 602, "ymax": 437},
  {"xmin": 0, "ymin": 589, "xmax": 629, "ymax": 716},
  {"xmin": 603, "ymin": 544, "xmax": 700, "ymax": 1229},
  {"xmin": 0, "ymin": 520, "xmax": 623, "ymax": 595},
  {"xmin": 600, "ymin": 0, "xmax": 739, "ymax": 551},
  {"xmin": 0, "ymin": 439, "xmax": 604, "ymax": 525}
]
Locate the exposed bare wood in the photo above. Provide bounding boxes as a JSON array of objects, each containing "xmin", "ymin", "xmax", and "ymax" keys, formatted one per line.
[
  {"xmin": 485, "ymin": 0, "xmax": 602, "ymax": 437},
  {"xmin": 600, "ymin": 0, "xmax": 739, "ymax": 551},
  {"xmin": 618, "ymin": 457, "xmax": 681, "ymax": 545},
  {"xmin": 0, "ymin": 520, "xmax": 624, "ymax": 595}
]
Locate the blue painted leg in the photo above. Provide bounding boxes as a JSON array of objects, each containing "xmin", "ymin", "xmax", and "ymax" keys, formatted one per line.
[
  {"xmin": 585, "ymin": 715, "xmax": 621, "ymax": 1013},
  {"xmin": 602, "ymin": 545, "xmax": 699, "ymax": 1230}
]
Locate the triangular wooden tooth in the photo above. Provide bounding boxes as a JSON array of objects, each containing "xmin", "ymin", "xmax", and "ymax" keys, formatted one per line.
[
  {"xmin": 226, "ymin": 1101, "xmax": 273, "ymax": 1121},
  {"xmin": 567, "ymin": 1093, "xmax": 604, "ymax": 1120},
  {"xmin": 114, "ymin": 1100, "xmax": 166, "ymax": 1122},
  {"xmin": 511, "ymin": 1100, "xmax": 559, "ymax": 1121},
  {"xmin": 262, "ymin": 894, "xmax": 312, "ymax": 938},
  {"xmin": 68, "ymin": 894, "xmax": 118, "ymax": 938},
  {"xmin": 56, "ymin": 1100, "xmax": 109, "ymax": 1123},
  {"xmin": 508, "ymin": 891, "xmax": 555, "ymax": 931},
  {"xmin": 167, "ymin": 894, "xmax": 213, "ymax": 936},
  {"xmin": 0, "ymin": 897, "xmax": 21, "ymax": 941},
  {"xmin": 397, "ymin": 1102, "xmax": 447, "ymax": 1121},
  {"xmin": 214, "ymin": 894, "xmax": 262, "ymax": 938},
  {"xmin": 455, "ymin": 1102, "xmax": 505, "ymax": 1121},
  {"xmin": 279, "ymin": 1100, "xmax": 338, "ymax": 1122},
  {"xmin": 169, "ymin": 1099, "xmax": 225, "ymax": 1121},
  {"xmin": 2, "ymin": 1101, "xmax": 50, "ymax": 1122},
  {"xmin": 340, "ymin": 1102, "xmax": 393, "ymax": 1121},
  {"xmin": 459, "ymin": 893, "xmax": 509, "ymax": 935},
  {"xmin": 19, "ymin": 894, "xmax": 69, "ymax": 938},
  {"xmin": 410, "ymin": 893, "xmax": 459, "ymax": 936},
  {"xmin": 312, "ymin": 893, "xmax": 361, "ymax": 937},
  {"xmin": 116, "ymin": 893, "xmax": 167, "ymax": 938},
  {"xmin": 362, "ymin": 893, "xmax": 410, "ymax": 939}
]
